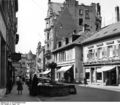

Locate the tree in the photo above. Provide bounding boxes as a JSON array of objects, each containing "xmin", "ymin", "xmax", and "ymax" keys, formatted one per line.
[{"xmin": 47, "ymin": 62, "xmax": 57, "ymax": 84}]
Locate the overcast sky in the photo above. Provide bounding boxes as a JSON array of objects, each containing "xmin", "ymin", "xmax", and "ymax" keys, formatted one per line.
[{"xmin": 16, "ymin": 0, "xmax": 120, "ymax": 54}]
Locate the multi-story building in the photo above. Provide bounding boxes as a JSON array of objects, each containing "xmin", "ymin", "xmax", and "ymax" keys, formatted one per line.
[
  {"xmin": 44, "ymin": 0, "xmax": 101, "ymax": 64},
  {"xmin": 0, "ymin": 0, "xmax": 18, "ymax": 96},
  {"xmin": 26, "ymin": 51, "xmax": 36, "ymax": 79},
  {"xmin": 82, "ymin": 22, "xmax": 120, "ymax": 86},
  {"xmin": 36, "ymin": 42, "xmax": 45, "ymax": 73},
  {"xmin": 52, "ymin": 32, "xmax": 93, "ymax": 82}
]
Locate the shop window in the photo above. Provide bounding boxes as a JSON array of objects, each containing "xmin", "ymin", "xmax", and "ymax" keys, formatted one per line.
[
  {"xmin": 97, "ymin": 73, "xmax": 102, "ymax": 80},
  {"xmin": 79, "ymin": 18, "xmax": 83, "ymax": 26},
  {"xmin": 85, "ymin": 73, "xmax": 90, "ymax": 79}
]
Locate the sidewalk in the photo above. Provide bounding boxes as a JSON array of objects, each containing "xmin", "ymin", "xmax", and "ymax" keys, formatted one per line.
[
  {"xmin": 79, "ymin": 84, "xmax": 120, "ymax": 92},
  {"xmin": 0, "ymin": 84, "xmax": 40, "ymax": 102}
]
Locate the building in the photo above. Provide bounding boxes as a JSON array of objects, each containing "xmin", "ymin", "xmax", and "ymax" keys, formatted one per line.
[
  {"xmin": 13, "ymin": 54, "xmax": 27, "ymax": 78},
  {"xmin": 0, "ymin": 0, "xmax": 18, "ymax": 97},
  {"xmin": 36, "ymin": 42, "xmax": 45, "ymax": 73},
  {"xmin": 26, "ymin": 51, "xmax": 36, "ymax": 79},
  {"xmin": 52, "ymin": 32, "xmax": 93, "ymax": 82},
  {"xmin": 44, "ymin": 0, "xmax": 101, "ymax": 64},
  {"xmin": 82, "ymin": 22, "xmax": 120, "ymax": 86}
]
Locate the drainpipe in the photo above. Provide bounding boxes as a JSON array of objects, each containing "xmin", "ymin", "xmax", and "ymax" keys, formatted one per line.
[
  {"xmin": 116, "ymin": 66, "xmax": 119, "ymax": 86},
  {"xmin": 115, "ymin": 6, "xmax": 120, "ymax": 22}
]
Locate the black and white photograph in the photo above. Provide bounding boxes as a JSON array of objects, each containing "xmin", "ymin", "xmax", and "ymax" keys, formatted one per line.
[{"xmin": 0, "ymin": 0, "xmax": 120, "ymax": 103}]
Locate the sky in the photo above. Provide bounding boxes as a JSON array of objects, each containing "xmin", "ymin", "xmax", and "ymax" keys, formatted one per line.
[{"xmin": 16, "ymin": 0, "xmax": 120, "ymax": 54}]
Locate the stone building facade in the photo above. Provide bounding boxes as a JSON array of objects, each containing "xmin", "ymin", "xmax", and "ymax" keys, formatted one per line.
[
  {"xmin": 52, "ymin": 32, "xmax": 92, "ymax": 82},
  {"xmin": 44, "ymin": 0, "xmax": 101, "ymax": 65},
  {"xmin": 0, "ymin": 0, "xmax": 18, "ymax": 97},
  {"xmin": 36, "ymin": 42, "xmax": 45, "ymax": 73}
]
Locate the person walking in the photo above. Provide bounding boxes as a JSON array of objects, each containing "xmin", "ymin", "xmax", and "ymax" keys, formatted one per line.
[
  {"xmin": 30, "ymin": 74, "xmax": 38, "ymax": 96},
  {"xmin": 84, "ymin": 77, "xmax": 87, "ymax": 86},
  {"xmin": 16, "ymin": 77, "xmax": 23, "ymax": 95}
]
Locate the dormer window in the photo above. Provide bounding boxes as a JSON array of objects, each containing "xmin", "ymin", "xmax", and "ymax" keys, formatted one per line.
[
  {"xmin": 65, "ymin": 38, "xmax": 69, "ymax": 44},
  {"xmin": 58, "ymin": 41, "xmax": 62, "ymax": 47}
]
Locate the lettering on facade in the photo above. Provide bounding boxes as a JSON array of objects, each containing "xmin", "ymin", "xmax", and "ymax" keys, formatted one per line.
[{"xmin": 84, "ymin": 59, "xmax": 120, "ymax": 66}]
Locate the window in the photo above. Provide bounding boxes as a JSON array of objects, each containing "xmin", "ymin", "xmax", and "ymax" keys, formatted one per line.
[
  {"xmin": 97, "ymin": 47, "xmax": 102, "ymax": 59},
  {"xmin": 84, "ymin": 24, "xmax": 90, "ymax": 31},
  {"xmin": 58, "ymin": 41, "xmax": 62, "ymax": 47},
  {"xmin": 97, "ymin": 73, "xmax": 102, "ymax": 80},
  {"xmin": 47, "ymin": 44, "xmax": 49, "ymax": 48},
  {"xmin": 87, "ymin": 49, "xmax": 95, "ymax": 60},
  {"xmin": 79, "ymin": 9, "xmax": 83, "ymax": 15},
  {"xmin": 118, "ymin": 44, "xmax": 120, "ymax": 57},
  {"xmin": 85, "ymin": 73, "xmax": 90, "ymax": 79},
  {"xmin": 85, "ymin": 10, "xmax": 90, "ymax": 19},
  {"xmin": 107, "ymin": 46, "xmax": 113, "ymax": 57},
  {"xmin": 47, "ymin": 32, "xmax": 49, "ymax": 40},
  {"xmin": 65, "ymin": 38, "xmax": 69, "ymax": 44},
  {"xmin": 79, "ymin": 18, "xmax": 83, "ymax": 26}
]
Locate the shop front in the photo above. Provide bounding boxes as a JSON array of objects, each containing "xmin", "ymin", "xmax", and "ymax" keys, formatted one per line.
[
  {"xmin": 56, "ymin": 65, "xmax": 74, "ymax": 83},
  {"xmin": 84, "ymin": 65, "xmax": 120, "ymax": 86}
]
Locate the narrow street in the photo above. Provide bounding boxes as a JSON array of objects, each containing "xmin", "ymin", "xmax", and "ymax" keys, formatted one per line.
[
  {"xmin": 0, "ymin": 84, "xmax": 40, "ymax": 102},
  {"xmin": 1, "ymin": 84, "xmax": 120, "ymax": 102}
]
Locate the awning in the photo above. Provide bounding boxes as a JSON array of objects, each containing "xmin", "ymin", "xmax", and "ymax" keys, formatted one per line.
[
  {"xmin": 57, "ymin": 65, "xmax": 72, "ymax": 72},
  {"xmin": 85, "ymin": 69, "xmax": 90, "ymax": 73},
  {"xmin": 97, "ymin": 66, "xmax": 116, "ymax": 72},
  {"xmin": 40, "ymin": 70, "xmax": 51, "ymax": 74}
]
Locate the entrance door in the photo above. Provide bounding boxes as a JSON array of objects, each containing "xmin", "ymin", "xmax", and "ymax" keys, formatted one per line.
[
  {"xmin": 105, "ymin": 70, "xmax": 116, "ymax": 85},
  {"xmin": 111, "ymin": 70, "xmax": 116, "ymax": 85}
]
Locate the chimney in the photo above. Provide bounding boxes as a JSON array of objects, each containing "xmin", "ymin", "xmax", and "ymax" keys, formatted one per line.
[{"xmin": 115, "ymin": 6, "xmax": 120, "ymax": 22}]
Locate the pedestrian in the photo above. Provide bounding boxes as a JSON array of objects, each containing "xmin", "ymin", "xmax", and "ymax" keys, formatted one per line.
[
  {"xmin": 30, "ymin": 74, "xmax": 38, "ymax": 96},
  {"xmin": 84, "ymin": 77, "xmax": 87, "ymax": 86},
  {"xmin": 16, "ymin": 77, "xmax": 23, "ymax": 95},
  {"xmin": 6, "ymin": 78, "xmax": 13, "ymax": 94}
]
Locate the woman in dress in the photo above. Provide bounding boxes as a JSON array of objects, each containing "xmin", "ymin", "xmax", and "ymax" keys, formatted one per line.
[{"xmin": 17, "ymin": 77, "xmax": 23, "ymax": 95}]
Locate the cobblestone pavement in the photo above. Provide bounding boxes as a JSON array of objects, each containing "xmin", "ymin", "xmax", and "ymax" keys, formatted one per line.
[{"xmin": 0, "ymin": 84, "xmax": 40, "ymax": 102}]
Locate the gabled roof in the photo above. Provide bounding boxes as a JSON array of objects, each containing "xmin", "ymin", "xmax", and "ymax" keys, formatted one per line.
[
  {"xmin": 52, "ymin": 32, "xmax": 94, "ymax": 53},
  {"xmin": 50, "ymin": 2, "xmax": 63, "ymax": 15},
  {"xmin": 55, "ymin": 7, "xmax": 77, "ymax": 41},
  {"xmin": 82, "ymin": 22, "xmax": 120, "ymax": 44}
]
